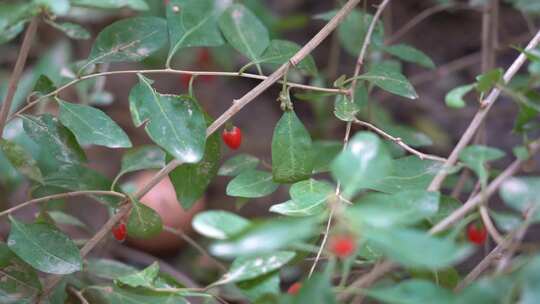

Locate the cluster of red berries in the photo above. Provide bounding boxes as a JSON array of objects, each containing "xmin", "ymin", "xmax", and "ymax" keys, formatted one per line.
[{"xmin": 466, "ymin": 222, "xmax": 487, "ymax": 245}]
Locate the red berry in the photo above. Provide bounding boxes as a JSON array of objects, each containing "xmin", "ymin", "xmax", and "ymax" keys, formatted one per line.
[
  {"xmin": 222, "ymin": 126, "xmax": 242, "ymax": 150},
  {"xmin": 287, "ymin": 282, "xmax": 302, "ymax": 295},
  {"xmin": 180, "ymin": 74, "xmax": 192, "ymax": 88},
  {"xmin": 112, "ymin": 223, "xmax": 127, "ymax": 241},
  {"xmin": 467, "ymin": 223, "xmax": 487, "ymax": 245},
  {"xmin": 330, "ymin": 235, "xmax": 356, "ymax": 258},
  {"xmin": 197, "ymin": 48, "xmax": 211, "ymax": 66}
]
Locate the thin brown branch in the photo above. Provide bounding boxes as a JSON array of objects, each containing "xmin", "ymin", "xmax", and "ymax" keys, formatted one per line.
[
  {"xmin": 67, "ymin": 286, "xmax": 89, "ymax": 304},
  {"xmin": 0, "ymin": 17, "xmax": 39, "ymax": 137},
  {"xmin": 40, "ymin": 0, "xmax": 364, "ymax": 295},
  {"xmin": 479, "ymin": 204, "xmax": 505, "ymax": 246},
  {"xmin": 428, "ymin": 29, "xmax": 540, "ymax": 192},
  {"xmin": 0, "ymin": 191, "xmax": 126, "ymax": 218},
  {"xmin": 352, "ymin": 118, "xmax": 447, "ymax": 162}
]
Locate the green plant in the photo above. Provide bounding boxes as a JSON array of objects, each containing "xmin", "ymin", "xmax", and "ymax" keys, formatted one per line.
[{"xmin": 0, "ymin": 0, "xmax": 540, "ymax": 303}]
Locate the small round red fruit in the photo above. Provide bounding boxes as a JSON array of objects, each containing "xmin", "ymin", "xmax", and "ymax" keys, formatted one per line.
[
  {"xmin": 467, "ymin": 222, "xmax": 487, "ymax": 245},
  {"xmin": 222, "ymin": 126, "xmax": 242, "ymax": 150},
  {"xmin": 287, "ymin": 282, "xmax": 302, "ymax": 295},
  {"xmin": 112, "ymin": 223, "xmax": 127, "ymax": 241},
  {"xmin": 180, "ymin": 74, "xmax": 192, "ymax": 88},
  {"xmin": 330, "ymin": 235, "xmax": 356, "ymax": 258}
]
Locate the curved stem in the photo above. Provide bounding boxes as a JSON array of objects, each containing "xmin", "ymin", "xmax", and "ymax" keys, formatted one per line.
[{"xmin": 0, "ymin": 190, "xmax": 126, "ymax": 218}]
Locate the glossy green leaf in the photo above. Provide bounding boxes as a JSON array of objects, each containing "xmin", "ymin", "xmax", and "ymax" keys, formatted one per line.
[
  {"xmin": 520, "ymin": 255, "xmax": 540, "ymax": 304},
  {"xmin": 219, "ymin": 4, "xmax": 269, "ymax": 62},
  {"xmin": 459, "ymin": 145, "xmax": 505, "ymax": 186},
  {"xmin": 169, "ymin": 115, "xmax": 221, "ymax": 209},
  {"xmin": 312, "ymin": 140, "xmax": 342, "ymax": 173},
  {"xmin": 85, "ymin": 258, "xmax": 138, "ymax": 280},
  {"xmin": 364, "ymin": 227, "xmax": 471, "ymax": 269},
  {"xmin": 218, "ymin": 154, "xmax": 260, "ymax": 176},
  {"xmin": 490, "ymin": 210, "xmax": 522, "ymax": 232},
  {"xmin": 445, "ymin": 84, "xmax": 474, "ymax": 108},
  {"xmin": 237, "ymin": 273, "xmax": 280, "ymax": 302},
  {"xmin": 21, "ymin": 114, "xmax": 86, "ymax": 171},
  {"xmin": 166, "ymin": 0, "xmax": 224, "ymax": 66},
  {"xmin": 0, "ymin": 243, "xmax": 41, "ymax": 303},
  {"xmin": 334, "ymin": 95, "xmax": 359, "ymax": 122},
  {"xmin": 217, "ymin": 251, "xmax": 295, "ymax": 285},
  {"xmin": 129, "ymin": 74, "xmax": 206, "ymax": 163},
  {"xmin": 115, "ymin": 262, "xmax": 159, "ymax": 288},
  {"xmin": 46, "ymin": 20, "xmax": 90, "ymax": 40},
  {"xmin": 357, "ymin": 65, "xmax": 418, "ymax": 99},
  {"xmin": 499, "ymin": 177, "xmax": 540, "ymax": 220},
  {"xmin": 84, "ymin": 286, "xmax": 188, "ymax": 304},
  {"xmin": 127, "ymin": 199, "xmax": 163, "ymax": 239},
  {"xmin": 7, "ymin": 216, "xmax": 82, "ymax": 274},
  {"xmin": 70, "ymin": 0, "xmax": 149, "ymax": 10},
  {"xmin": 366, "ymin": 279, "xmax": 455, "ymax": 304},
  {"xmin": 429, "ymin": 196, "xmax": 461, "ymax": 225},
  {"xmin": 270, "ymin": 179, "xmax": 333, "ymax": 217},
  {"xmin": 33, "ymin": 75, "xmax": 56, "ymax": 96},
  {"xmin": 58, "ymin": 100, "xmax": 132, "ymax": 148},
  {"xmin": 330, "ymin": 9, "xmax": 384, "ymax": 56},
  {"xmin": 0, "ymin": 139, "xmax": 42, "ymax": 183},
  {"xmin": 119, "ymin": 145, "xmax": 165, "ymax": 177},
  {"xmin": 368, "ymin": 156, "xmax": 442, "ymax": 194},
  {"xmin": 331, "ymin": 132, "xmax": 392, "ymax": 198},
  {"xmin": 226, "ymin": 170, "xmax": 279, "ymax": 198},
  {"xmin": 290, "ymin": 273, "xmax": 336, "ymax": 304},
  {"xmin": 272, "ymin": 110, "xmax": 314, "ymax": 183},
  {"xmin": 256, "ymin": 39, "xmax": 317, "ymax": 75},
  {"xmin": 192, "ymin": 210, "xmax": 251, "ymax": 240},
  {"xmin": 475, "ymin": 68, "xmax": 503, "ymax": 93},
  {"xmin": 347, "ymin": 190, "xmax": 440, "ymax": 228},
  {"xmin": 383, "ymin": 44, "xmax": 435, "ymax": 69},
  {"xmin": 210, "ymin": 217, "xmax": 318, "ymax": 258},
  {"xmin": 84, "ymin": 17, "xmax": 167, "ymax": 70}
]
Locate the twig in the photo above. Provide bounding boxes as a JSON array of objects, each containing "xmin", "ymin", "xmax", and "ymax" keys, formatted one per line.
[
  {"xmin": 427, "ymin": 29, "xmax": 540, "ymax": 192},
  {"xmin": 0, "ymin": 17, "xmax": 39, "ymax": 137},
  {"xmin": 9, "ymin": 69, "xmax": 346, "ymax": 123},
  {"xmin": 0, "ymin": 191, "xmax": 126, "ymax": 218},
  {"xmin": 67, "ymin": 286, "xmax": 89, "ymax": 304},
  {"xmin": 164, "ymin": 226, "xmax": 226, "ymax": 271},
  {"xmin": 479, "ymin": 204, "xmax": 505, "ymax": 246},
  {"xmin": 352, "ymin": 118, "xmax": 447, "ymax": 162},
  {"xmin": 40, "ymin": 0, "xmax": 364, "ymax": 295},
  {"xmin": 308, "ymin": 208, "xmax": 335, "ymax": 278}
]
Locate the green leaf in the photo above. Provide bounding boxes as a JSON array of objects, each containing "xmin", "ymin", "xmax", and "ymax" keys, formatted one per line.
[
  {"xmin": 490, "ymin": 210, "xmax": 522, "ymax": 232},
  {"xmin": 459, "ymin": 145, "xmax": 505, "ymax": 186},
  {"xmin": 364, "ymin": 227, "xmax": 471, "ymax": 269},
  {"xmin": 270, "ymin": 179, "xmax": 333, "ymax": 217},
  {"xmin": 46, "ymin": 20, "xmax": 90, "ymax": 40},
  {"xmin": 219, "ymin": 4, "xmax": 270, "ymax": 62},
  {"xmin": 85, "ymin": 258, "xmax": 138, "ymax": 280},
  {"xmin": 499, "ymin": 177, "xmax": 540, "ymax": 220},
  {"xmin": 70, "ymin": 0, "xmax": 149, "ymax": 10},
  {"xmin": 256, "ymin": 39, "xmax": 317, "ymax": 75},
  {"xmin": 169, "ymin": 115, "xmax": 221, "ymax": 209},
  {"xmin": 457, "ymin": 277, "xmax": 515, "ymax": 304},
  {"xmin": 217, "ymin": 251, "xmax": 295, "ymax": 284},
  {"xmin": 58, "ymin": 100, "xmax": 132, "ymax": 148},
  {"xmin": 272, "ymin": 110, "xmax": 314, "ymax": 183},
  {"xmin": 0, "ymin": 139, "xmax": 42, "ymax": 183},
  {"xmin": 312, "ymin": 140, "xmax": 342, "ymax": 173},
  {"xmin": 210, "ymin": 217, "xmax": 318, "ymax": 258},
  {"xmin": 290, "ymin": 273, "xmax": 336, "ymax": 304},
  {"xmin": 218, "ymin": 154, "xmax": 260, "ymax": 176},
  {"xmin": 192, "ymin": 210, "xmax": 250, "ymax": 240},
  {"xmin": 368, "ymin": 156, "xmax": 443, "ymax": 194},
  {"xmin": 357, "ymin": 65, "xmax": 418, "ymax": 99},
  {"xmin": 84, "ymin": 17, "xmax": 167, "ymax": 70},
  {"xmin": 84, "ymin": 286, "xmax": 189, "ymax": 304},
  {"xmin": 0, "ymin": 243, "xmax": 41, "ymax": 302},
  {"xmin": 383, "ymin": 44, "xmax": 435, "ymax": 69},
  {"xmin": 127, "ymin": 199, "xmax": 163, "ymax": 239},
  {"xmin": 166, "ymin": 0, "xmax": 224, "ymax": 66},
  {"xmin": 118, "ymin": 145, "xmax": 166, "ymax": 177},
  {"xmin": 445, "ymin": 84, "xmax": 474, "ymax": 108},
  {"xmin": 334, "ymin": 95, "xmax": 359, "ymax": 122},
  {"xmin": 331, "ymin": 132, "xmax": 392, "ymax": 198},
  {"xmin": 366, "ymin": 279, "xmax": 455, "ymax": 304},
  {"xmin": 335, "ymin": 9, "xmax": 384, "ymax": 56},
  {"xmin": 475, "ymin": 68, "xmax": 503, "ymax": 93},
  {"xmin": 21, "ymin": 114, "xmax": 86, "ymax": 172},
  {"xmin": 226, "ymin": 170, "xmax": 279, "ymax": 198},
  {"xmin": 347, "ymin": 190, "xmax": 440, "ymax": 228},
  {"xmin": 520, "ymin": 255, "xmax": 540, "ymax": 304},
  {"xmin": 129, "ymin": 74, "xmax": 207, "ymax": 163},
  {"xmin": 33, "ymin": 75, "xmax": 56, "ymax": 96},
  {"xmin": 237, "ymin": 273, "xmax": 280, "ymax": 302},
  {"xmin": 115, "ymin": 262, "xmax": 159, "ymax": 288},
  {"xmin": 7, "ymin": 216, "xmax": 82, "ymax": 274},
  {"xmin": 35, "ymin": 0, "xmax": 70, "ymax": 15}
]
